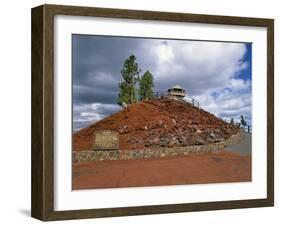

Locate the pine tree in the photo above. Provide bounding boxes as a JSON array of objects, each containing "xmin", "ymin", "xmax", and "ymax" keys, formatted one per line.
[
  {"xmin": 117, "ymin": 55, "xmax": 140, "ymax": 105},
  {"xmin": 240, "ymin": 115, "xmax": 247, "ymax": 126},
  {"xmin": 139, "ymin": 70, "xmax": 154, "ymax": 101}
]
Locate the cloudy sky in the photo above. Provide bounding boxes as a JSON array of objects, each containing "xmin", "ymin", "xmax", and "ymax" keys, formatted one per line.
[{"xmin": 72, "ymin": 34, "xmax": 252, "ymax": 132}]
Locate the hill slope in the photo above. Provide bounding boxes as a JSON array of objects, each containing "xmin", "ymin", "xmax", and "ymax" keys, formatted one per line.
[{"xmin": 73, "ymin": 98, "xmax": 239, "ymax": 151}]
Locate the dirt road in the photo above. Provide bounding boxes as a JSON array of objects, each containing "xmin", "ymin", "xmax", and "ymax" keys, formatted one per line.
[
  {"xmin": 73, "ymin": 152, "xmax": 251, "ymax": 190},
  {"xmin": 226, "ymin": 132, "xmax": 252, "ymax": 156}
]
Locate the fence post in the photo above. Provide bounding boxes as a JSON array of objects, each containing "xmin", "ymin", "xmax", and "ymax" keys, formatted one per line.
[{"xmin": 248, "ymin": 125, "xmax": 250, "ymax": 133}]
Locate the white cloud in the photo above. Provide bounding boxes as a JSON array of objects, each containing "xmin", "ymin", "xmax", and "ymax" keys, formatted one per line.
[
  {"xmin": 145, "ymin": 40, "xmax": 247, "ymax": 93},
  {"xmin": 143, "ymin": 40, "xmax": 251, "ymax": 124},
  {"xmin": 73, "ymin": 36, "xmax": 251, "ymax": 131},
  {"xmin": 73, "ymin": 103, "xmax": 121, "ymax": 132},
  {"xmin": 228, "ymin": 78, "xmax": 251, "ymax": 92},
  {"xmin": 194, "ymin": 87, "xmax": 251, "ymax": 125},
  {"xmin": 88, "ymin": 71, "xmax": 118, "ymax": 89}
]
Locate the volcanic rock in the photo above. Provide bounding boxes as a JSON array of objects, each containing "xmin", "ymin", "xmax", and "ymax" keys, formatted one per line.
[{"xmin": 73, "ymin": 98, "xmax": 239, "ymax": 151}]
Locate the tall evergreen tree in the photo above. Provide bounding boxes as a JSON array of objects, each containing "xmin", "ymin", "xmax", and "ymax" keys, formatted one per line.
[
  {"xmin": 139, "ymin": 70, "xmax": 154, "ymax": 101},
  {"xmin": 240, "ymin": 115, "xmax": 247, "ymax": 126},
  {"xmin": 117, "ymin": 55, "xmax": 140, "ymax": 105}
]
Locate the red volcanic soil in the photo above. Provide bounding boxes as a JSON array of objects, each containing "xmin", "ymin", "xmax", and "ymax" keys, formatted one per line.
[
  {"xmin": 72, "ymin": 151, "xmax": 251, "ymax": 190},
  {"xmin": 73, "ymin": 98, "xmax": 239, "ymax": 151}
]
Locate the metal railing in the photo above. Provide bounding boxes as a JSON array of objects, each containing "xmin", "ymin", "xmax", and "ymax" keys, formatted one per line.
[
  {"xmin": 152, "ymin": 91, "xmax": 200, "ymax": 108},
  {"xmin": 224, "ymin": 119, "xmax": 252, "ymax": 133},
  {"xmin": 184, "ymin": 96, "xmax": 200, "ymax": 108}
]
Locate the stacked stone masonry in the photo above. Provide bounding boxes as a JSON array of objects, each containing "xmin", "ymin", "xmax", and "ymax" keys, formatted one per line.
[{"xmin": 73, "ymin": 131, "xmax": 245, "ymax": 163}]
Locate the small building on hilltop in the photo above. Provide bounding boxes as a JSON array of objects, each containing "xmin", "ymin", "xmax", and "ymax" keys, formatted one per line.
[{"xmin": 167, "ymin": 85, "xmax": 186, "ymax": 100}]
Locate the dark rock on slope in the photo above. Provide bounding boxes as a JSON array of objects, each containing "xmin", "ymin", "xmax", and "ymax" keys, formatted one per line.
[{"xmin": 73, "ymin": 98, "xmax": 239, "ymax": 151}]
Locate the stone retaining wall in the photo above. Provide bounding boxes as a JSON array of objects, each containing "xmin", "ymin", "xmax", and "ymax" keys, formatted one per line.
[{"xmin": 73, "ymin": 131, "xmax": 244, "ymax": 163}]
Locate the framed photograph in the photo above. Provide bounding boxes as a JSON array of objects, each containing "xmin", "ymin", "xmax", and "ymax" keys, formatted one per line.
[{"xmin": 31, "ymin": 4, "xmax": 274, "ymax": 221}]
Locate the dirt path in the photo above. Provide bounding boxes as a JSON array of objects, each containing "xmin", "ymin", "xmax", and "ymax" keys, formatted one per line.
[
  {"xmin": 225, "ymin": 132, "xmax": 251, "ymax": 156},
  {"xmin": 72, "ymin": 152, "xmax": 251, "ymax": 190}
]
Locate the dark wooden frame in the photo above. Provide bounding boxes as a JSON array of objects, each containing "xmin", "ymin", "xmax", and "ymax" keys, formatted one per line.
[{"xmin": 31, "ymin": 4, "xmax": 274, "ymax": 221}]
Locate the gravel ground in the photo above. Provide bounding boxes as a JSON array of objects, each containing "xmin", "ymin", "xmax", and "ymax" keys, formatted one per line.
[{"xmin": 73, "ymin": 152, "xmax": 251, "ymax": 190}]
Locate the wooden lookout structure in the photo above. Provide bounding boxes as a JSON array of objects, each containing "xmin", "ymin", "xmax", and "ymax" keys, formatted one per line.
[{"xmin": 167, "ymin": 85, "xmax": 186, "ymax": 99}]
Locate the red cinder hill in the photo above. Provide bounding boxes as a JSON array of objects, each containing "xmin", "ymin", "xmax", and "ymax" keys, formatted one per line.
[{"xmin": 73, "ymin": 98, "xmax": 239, "ymax": 151}]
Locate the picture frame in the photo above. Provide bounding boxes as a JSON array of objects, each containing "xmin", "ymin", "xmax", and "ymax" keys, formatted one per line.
[{"xmin": 31, "ymin": 4, "xmax": 274, "ymax": 221}]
